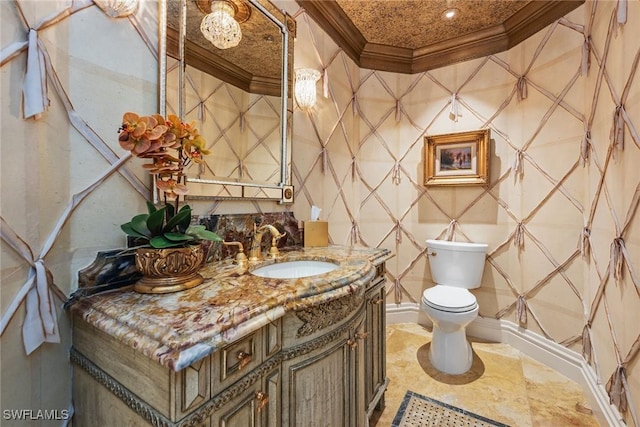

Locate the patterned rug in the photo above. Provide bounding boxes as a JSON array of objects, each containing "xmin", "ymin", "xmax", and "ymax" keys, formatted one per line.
[{"xmin": 392, "ymin": 390, "xmax": 510, "ymax": 427}]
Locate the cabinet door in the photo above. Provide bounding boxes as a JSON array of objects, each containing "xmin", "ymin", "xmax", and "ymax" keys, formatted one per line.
[
  {"xmin": 210, "ymin": 385, "xmax": 261, "ymax": 427},
  {"xmin": 261, "ymin": 366, "xmax": 281, "ymax": 427},
  {"xmin": 210, "ymin": 367, "xmax": 278, "ymax": 427},
  {"xmin": 365, "ymin": 277, "xmax": 387, "ymax": 415},
  {"xmin": 282, "ymin": 330, "xmax": 352, "ymax": 427}
]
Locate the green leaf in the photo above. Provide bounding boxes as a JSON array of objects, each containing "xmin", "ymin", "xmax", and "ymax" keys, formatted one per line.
[
  {"xmin": 165, "ymin": 207, "xmax": 192, "ymax": 233},
  {"xmin": 146, "ymin": 207, "xmax": 166, "ymax": 236},
  {"xmin": 149, "ymin": 235, "xmax": 182, "ymax": 249},
  {"xmin": 186, "ymin": 225, "xmax": 222, "ymax": 241},
  {"xmin": 164, "ymin": 232, "xmax": 195, "ymax": 242},
  {"xmin": 178, "ymin": 205, "xmax": 193, "ymax": 230},
  {"xmin": 120, "ymin": 222, "xmax": 149, "ymax": 240},
  {"xmin": 130, "ymin": 214, "xmax": 152, "ymax": 238},
  {"xmin": 165, "ymin": 203, "xmax": 175, "ymax": 220},
  {"xmin": 146, "ymin": 201, "xmax": 158, "ymax": 215}
]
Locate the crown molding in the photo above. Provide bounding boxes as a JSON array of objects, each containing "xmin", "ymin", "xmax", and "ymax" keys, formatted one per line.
[{"xmin": 297, "ymin": 0, "xmax": 584, "ymax": 74}]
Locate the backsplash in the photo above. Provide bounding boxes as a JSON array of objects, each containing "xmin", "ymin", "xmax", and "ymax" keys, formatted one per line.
[
  {"xmin": 73, "ymin": 212, "xmax": 302, "ymax": 301},
  {"xmin": 198, "ymin": 212, "xmax": 303, "ymax": 262}
]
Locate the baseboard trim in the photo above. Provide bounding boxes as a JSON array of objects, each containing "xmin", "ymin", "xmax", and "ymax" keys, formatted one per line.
[
  {"xmin": 385, "ymin": 303, "xmax": 624, "ymax": 427},
  {"xmin": 385, "ymin": 302, "xmax": 423, "ymax": 324}
]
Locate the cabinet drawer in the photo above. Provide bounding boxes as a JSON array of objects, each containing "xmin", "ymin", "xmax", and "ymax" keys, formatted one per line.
[{"xmin": 212, "ymin": 329, "xmax": 262, "ymax": 391}]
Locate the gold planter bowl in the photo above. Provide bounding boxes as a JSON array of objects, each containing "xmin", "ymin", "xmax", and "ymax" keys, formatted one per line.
[{"xmin": 134, "ymin": 245, "xmax": 205, "ymax": 294}]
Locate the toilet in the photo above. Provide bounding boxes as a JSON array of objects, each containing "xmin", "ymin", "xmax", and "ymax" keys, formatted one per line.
[{"xmin": 421, "ymin": 239, "xmax": 488, "ymax": 375}]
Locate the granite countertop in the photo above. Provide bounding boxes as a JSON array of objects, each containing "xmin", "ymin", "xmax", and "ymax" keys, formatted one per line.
[{"xmin": 69, "ymin": 245, "xmax": 392, "ymax": 371}]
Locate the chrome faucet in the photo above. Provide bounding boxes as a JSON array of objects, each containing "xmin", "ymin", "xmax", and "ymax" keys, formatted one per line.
[{"xmin": 249, "ymin": 224, "xmax": 285, "ymax": 261}]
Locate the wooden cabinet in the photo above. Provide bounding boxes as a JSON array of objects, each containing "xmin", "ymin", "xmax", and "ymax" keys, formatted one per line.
[{"xmin": 71, "ymin": 262, "xmax": 387, "ymax": 427}]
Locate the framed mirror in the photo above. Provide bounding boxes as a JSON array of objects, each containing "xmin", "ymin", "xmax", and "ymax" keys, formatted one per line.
[{"xmin": 159, "ymin": 0, "xmax": 294, "ymax": 202}]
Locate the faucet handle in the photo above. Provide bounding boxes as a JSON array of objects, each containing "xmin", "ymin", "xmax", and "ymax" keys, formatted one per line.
[
  {"xmin": 268, "ymin": 232, "xmax": 286, "ymax": 259},
  {"xmin": 223, "ymin": 241, "xmax": 248, "ymax": 267}
]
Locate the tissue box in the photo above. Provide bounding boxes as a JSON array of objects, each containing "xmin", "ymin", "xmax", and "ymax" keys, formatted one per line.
[{"xmin": 304, "ymin": 221, "xmax": 328, "ymax": 247}]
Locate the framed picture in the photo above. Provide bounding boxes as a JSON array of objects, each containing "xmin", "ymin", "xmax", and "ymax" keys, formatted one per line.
[{"xmin": 424, "ymin": 129, "xmax": 490, "ymax": 186}]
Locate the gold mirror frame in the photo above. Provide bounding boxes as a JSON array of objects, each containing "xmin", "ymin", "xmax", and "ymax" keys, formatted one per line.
[
  {"xmin": 424, "ymin": 129, "xmax": 490, "ymax": 187},
  {"xmin": 157, "ymin": 0, "xmax": 294, "ymax": 203}
]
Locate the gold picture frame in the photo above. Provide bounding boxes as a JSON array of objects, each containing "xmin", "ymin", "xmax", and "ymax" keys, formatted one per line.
[{"xmin": 424, "ymin": 129, "xmax": 490, "ymax": 186}]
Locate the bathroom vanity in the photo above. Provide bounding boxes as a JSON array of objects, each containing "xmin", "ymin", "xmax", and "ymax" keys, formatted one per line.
[{"xmin": 69, "ymin": 246, "xmax": 391, "ymax": 426}]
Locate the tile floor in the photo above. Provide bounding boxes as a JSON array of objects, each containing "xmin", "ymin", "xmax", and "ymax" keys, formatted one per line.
[{"xmin": 372, "ymin": 323, "xmax": 601, "ymax": 427}]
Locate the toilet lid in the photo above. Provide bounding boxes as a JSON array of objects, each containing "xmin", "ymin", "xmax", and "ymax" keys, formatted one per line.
[{"xmin": 422, "ymin": 285, "xmax": 477, "ymax": 313}]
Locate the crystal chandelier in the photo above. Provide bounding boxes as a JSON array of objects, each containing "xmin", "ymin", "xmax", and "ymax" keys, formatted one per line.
[
  {"xmin": 295, "ymin": 69, "xmax": 321, "ymax": 111},
  {"xmin": 93, "ymin": 0, "xmax": 139, "ymax": 18},
  {"xmin": 200, "ymin": 1, "xmax": 242, "ymax": 49}
]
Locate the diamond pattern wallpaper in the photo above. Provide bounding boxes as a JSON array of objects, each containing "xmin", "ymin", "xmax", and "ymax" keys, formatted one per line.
[
  {"xmin": 166, "ymin": 60, "xmax": 285, "ymax": 195},
  {"xmin": 287, "ymin": 1, "xmax": 638, "ymax": 423}
]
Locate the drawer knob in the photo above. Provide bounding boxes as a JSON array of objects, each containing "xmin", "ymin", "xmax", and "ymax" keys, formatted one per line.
[
  {"xmin": 237, "ymin": 350, "xmax": 252, "ymax": 370},
  {"xmin": 255, "ymin": 391, "xmax": 269, "ymax": 412}
]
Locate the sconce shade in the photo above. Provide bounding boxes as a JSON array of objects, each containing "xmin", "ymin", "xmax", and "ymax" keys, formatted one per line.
[
  {"xmin": 200, "ymin": 1, "xmax": 242, "ymax": 49},
  {"xmin": 295, "ymin": 68, "xmax": 321, "ymax": 111},
  {"xmin": 94, "ymin": 0, "xmax": 139, "ymax": 18}
]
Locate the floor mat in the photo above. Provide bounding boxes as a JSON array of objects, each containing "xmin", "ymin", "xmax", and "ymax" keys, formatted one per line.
[{"xmin": 391, "ymin": 390, "xmax": 510, "ymax": 427}]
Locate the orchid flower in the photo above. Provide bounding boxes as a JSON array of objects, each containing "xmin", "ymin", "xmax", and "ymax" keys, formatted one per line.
[{"xmin": 155, "ymin": 178, "xmax": 189, "ymax": 201}]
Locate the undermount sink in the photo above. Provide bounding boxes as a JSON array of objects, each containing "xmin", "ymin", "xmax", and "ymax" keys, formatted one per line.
[{"xmin": 250, "ymin": 260, "xmax": 339, "ymax": 279}]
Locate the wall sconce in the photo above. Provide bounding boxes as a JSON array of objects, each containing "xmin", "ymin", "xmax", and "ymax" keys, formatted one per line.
[
  {"xmin": 94, "ymin": 0, "xmax": 139, "ymax": 18},
  {"xmin": 198, "ymin": 0, "xmax": 251, "ymax": 50},
  {"xmin": 295, "ymin": 68, "xmax": 321, "ymax": 111}
]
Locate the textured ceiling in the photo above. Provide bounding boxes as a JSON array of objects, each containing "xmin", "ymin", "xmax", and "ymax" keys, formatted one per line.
[
  {"xmin": 166, "ymin": 0, "xmax": 292, "ymax": 96},
  {"xmin": 167, "ymin": 0, "xmax": 282, "ymax": 78},
  {"xmin": 335, "ymin": 0, "xmax": 529, "ymax": 49},
  {"xmin": 297, "ymin": 0, "xmax": 585, "ymax": 73}
]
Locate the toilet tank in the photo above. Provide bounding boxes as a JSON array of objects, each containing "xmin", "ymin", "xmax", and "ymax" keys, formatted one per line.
[{"xmin": 426, "ymin": 239, "xmax": 488, "ymax": 288}]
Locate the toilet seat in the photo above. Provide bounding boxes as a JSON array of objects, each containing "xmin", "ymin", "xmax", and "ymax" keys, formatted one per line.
[{"xmin": 422, "ymin": 285, "xmax": 477, "ymax": 313}]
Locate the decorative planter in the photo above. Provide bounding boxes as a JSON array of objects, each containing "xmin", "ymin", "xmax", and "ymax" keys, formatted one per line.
[{"xmin": 134, "ymin": 245, "xmax": 205, "ymax": 294}]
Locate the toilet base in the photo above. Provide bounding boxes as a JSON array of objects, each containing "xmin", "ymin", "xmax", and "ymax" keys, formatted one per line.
[{"xmin": 429, "ymin": 327, "xmax": 473, "ymax": 375}]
